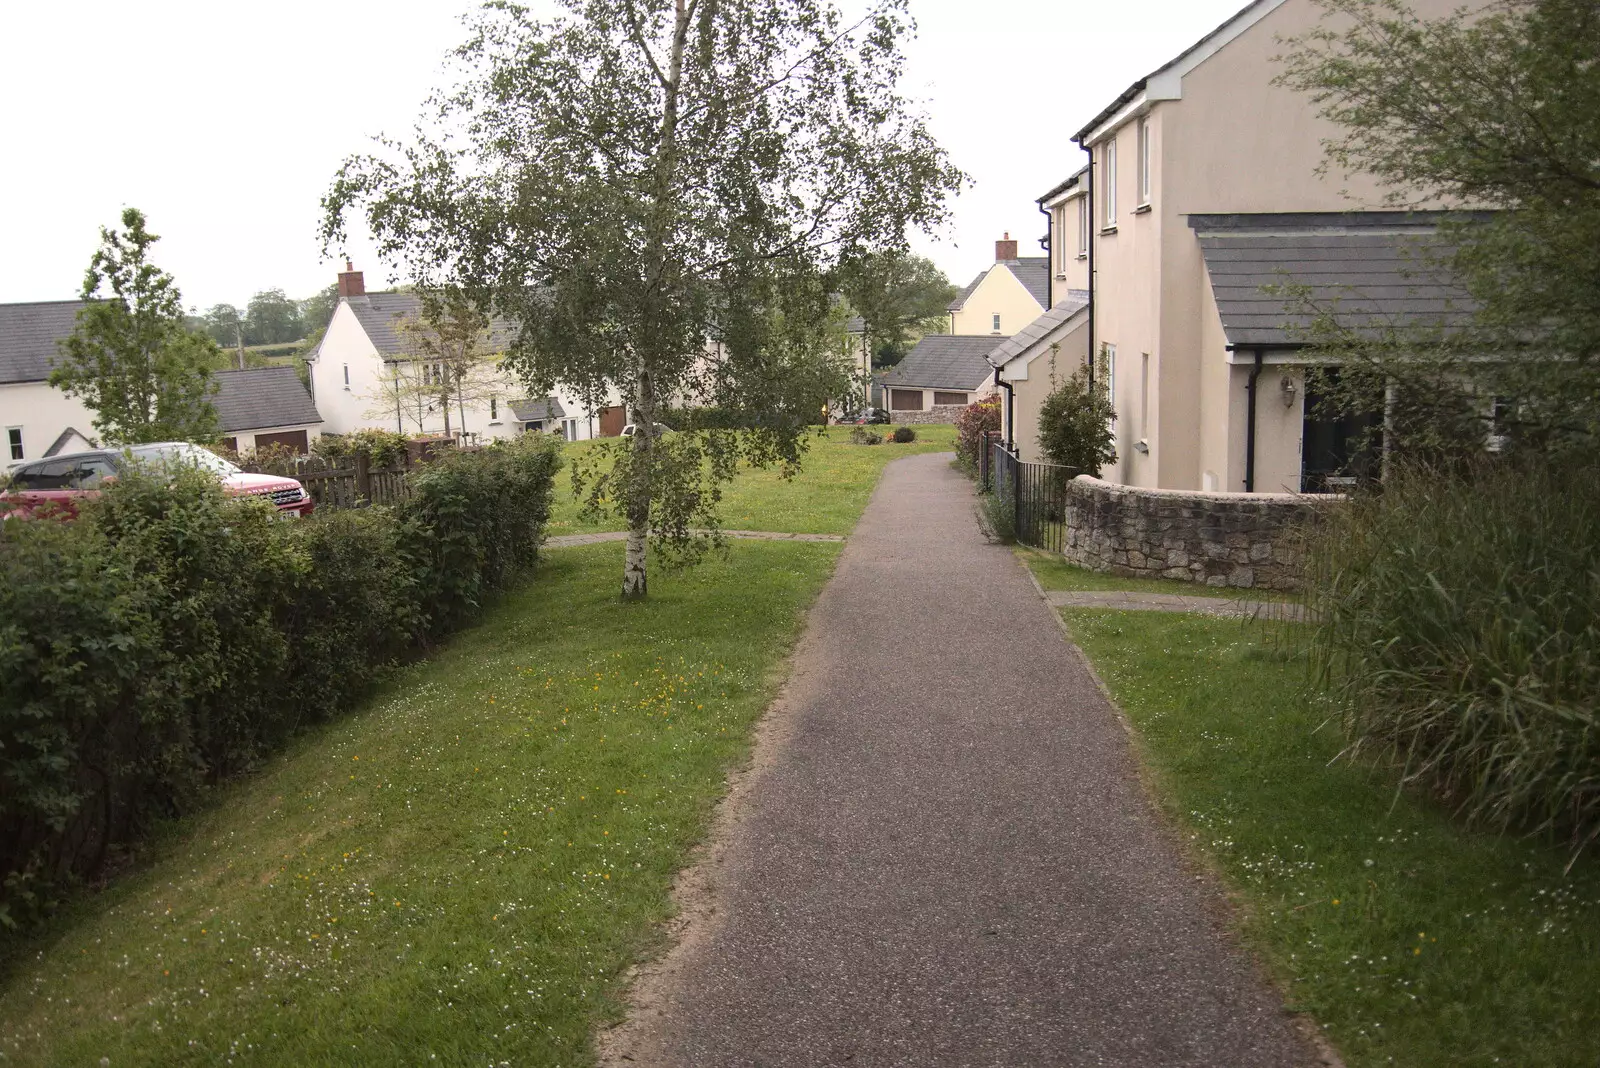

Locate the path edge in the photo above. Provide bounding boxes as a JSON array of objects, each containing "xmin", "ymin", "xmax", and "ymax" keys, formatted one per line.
[{"xmin": 1019, "ymin": 558, "xmax": 1346, "ymax": 1068}]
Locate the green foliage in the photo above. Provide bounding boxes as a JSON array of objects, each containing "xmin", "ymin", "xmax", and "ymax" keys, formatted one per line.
[
  {"xmin": 323, "ymin": 0, "xmax": 961, "ymax": 597},
  {"xmin": 954, "ymin": 394, "xmax": 1000, "ymax": 474},
  {"xmin": 1277, "ymin": 0, "xmax": 1600, "ymax": 451},
  {"xmin": 201, "ymin": 302, "xmax": 243, "ymax": 346},
  {"xmin": 1036, "ymin": 363, "xmax": 1116, "ymax": 475},
  {"xmin": 890, "ymin": 426, "xmax": 915, "ymax": 443},
  {"xmin": 243, "ymin": 288, "xmax": 304, "ymax": 346},
  {"xmin": 0, "ymin": 437, "xmax": 559, "ymax": 926},
  {"xmin": 313, "ymin": 428, "xmax": 411, "ymax": 469},
  {"xmin": 51, "ymin": 208, "xmax": 220, "ymax": 445},
  {"xmin": 839, "ymin": 251, "xmax": 957, "ymax": 367},
  {"xmin": 978, "ymin": 489, "xmax": 1015, "ymax": 544},
  {"xmin": 1300, "ymin": 457, "xmax": 1600, "ymax": 852}
]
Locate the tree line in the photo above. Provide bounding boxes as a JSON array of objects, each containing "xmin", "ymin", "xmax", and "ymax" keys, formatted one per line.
[{"xmin": 191, "ymin": 286, "xmax": 339, "ymax": 349}]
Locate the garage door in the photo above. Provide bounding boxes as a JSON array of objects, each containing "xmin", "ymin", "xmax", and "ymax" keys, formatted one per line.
[
  {"xmin": 253, "ymin": 430, "xmax": 309, "ymax": 455},
  {"xmin": 890, "ymin": 389, "xmax": 925, "ymax": 411},
  {"xmin": 598, "ymin": 405, "xmax": 627, "ymax": 437}
]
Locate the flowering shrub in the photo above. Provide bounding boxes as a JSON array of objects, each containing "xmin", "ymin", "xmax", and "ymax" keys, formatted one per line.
[
  {"xmin": 0, "ymin": 434, "xmax": 559, "ymax": 927},
  {"xmin": 955, "ymin": 395, "xmax": 1001, "ymax": 472}
]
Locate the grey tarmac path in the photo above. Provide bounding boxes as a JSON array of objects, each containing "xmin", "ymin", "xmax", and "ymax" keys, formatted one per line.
[{"xmin": 605, "ymin": 452, "xmax": 1322, "ymax": 1068}]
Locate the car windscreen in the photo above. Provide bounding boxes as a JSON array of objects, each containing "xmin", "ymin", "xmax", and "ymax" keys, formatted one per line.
[{"xmin": 126, "ymin": 444, "xmax": 241, "ymax": 477}]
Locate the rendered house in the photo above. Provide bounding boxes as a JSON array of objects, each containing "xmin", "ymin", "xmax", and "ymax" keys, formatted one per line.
[
  {"xmin": 1008, "ymin": 0, "xmax": 1474, "ymax": 490},
  {"xmin": 306, "ymin": 263, "xmax": 612, "ymax": 442},
  {"xmin": 1, "ymin": 301, "xmax": 322, "ymax": 466},
  {"xmin": 947, "ymin": 236, "xmax": 1049, "ymax": 338}
]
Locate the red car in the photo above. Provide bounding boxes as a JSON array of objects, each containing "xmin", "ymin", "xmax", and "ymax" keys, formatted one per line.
[{"xmin": 1, "ymin": 442, "xmax": 314, "ymax": 521}]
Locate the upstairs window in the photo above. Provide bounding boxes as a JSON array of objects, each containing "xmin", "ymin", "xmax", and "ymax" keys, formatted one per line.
[
  {"xmin": 342, "ymin": 363, "xmax": 350, "ymax": 387},
  {"xmin": 1102, "ymin": 139, "xmax": 1117, "ymax": 227},
  {"xmin": 1137, "ymin": 117, "xmax": 1152, "ymax": 205},
  {"xmin": 1077, "ymin": 196, "xmax": 1089, "ymax": 256},
  {"xmin": 992, "ymin": 313, "xmax": 1002, "ymax": 333},
  {"xmin": 490, "ymin": 397, "xmax": 500, "ymax": 422}
]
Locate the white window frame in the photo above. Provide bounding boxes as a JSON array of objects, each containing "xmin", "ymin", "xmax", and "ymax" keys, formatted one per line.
[
  {"xmin": 6, "ymin": 426, "xmax": 22, "ymax": 461},
  {"xmin": 1102, "ymin": 140, "xmax": 1117, "ymax": 228},
  {"xmin": 1077, "ymin": 196, "xmax": 1089, "ymax": 257},
  {"xmin": 1137, "ymin": 117, "xmax": 1152, "ymax": 206},
  {"xmin": 992, "ymin": 313, "xmax": 1002, "ymax": 333},
  {"xmin": 489, "ymin": 397, "xmax": 500, "ymax": 423}
]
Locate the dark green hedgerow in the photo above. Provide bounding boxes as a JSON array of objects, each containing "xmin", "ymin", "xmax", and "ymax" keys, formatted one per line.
[{"xmin": 0, "ymin": 434, "xmax": 559, "ymax": 928}]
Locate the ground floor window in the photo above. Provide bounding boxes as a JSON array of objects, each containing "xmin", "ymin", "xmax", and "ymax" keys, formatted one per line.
[
  {"xmin": 6, "ymin": 427, "xmax": 22, "ymax": 461},
  {"xmin": 1301, "ymin": 372, "xmax": 1381, "ymax": 493},
  {"xmin": 933, "ymin": 391, "xmax": 969, "ymax": 407},
  {"xmin": 890, "ymin": 388, "xmax": 924, "ymax": 411},
  {"xmin": 525, "ymin": 420, "xmax": 545, "ymax": 433}
]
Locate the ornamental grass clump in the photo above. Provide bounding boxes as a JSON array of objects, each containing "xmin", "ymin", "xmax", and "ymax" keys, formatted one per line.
[{"xmin": 1302, "ymin": 458, "xmax": 1600, "ymax": 852}]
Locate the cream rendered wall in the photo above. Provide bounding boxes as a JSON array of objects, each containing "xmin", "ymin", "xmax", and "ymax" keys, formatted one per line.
[
  {"xmin": 0, "ymin": 381, "xmax": 99, "ymax": 467},
  {"xmin": 950, "ymin": 266, "xmax": 1044, "ymax": 337},
  {"xmin": 1001, "ymin": 317, "xmax": 1089, "ymax": 463},
  {"xmin": 1093, "ymin": 0, "xmax": 1471, "ymax": 493}
]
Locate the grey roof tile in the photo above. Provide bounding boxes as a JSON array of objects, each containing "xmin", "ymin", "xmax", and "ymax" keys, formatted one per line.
[
  {"xmin": 510, "ymin": 396, "xmax": 565, "ymax": 423},
  {"xmin": 0, "ymin": 300, "xmax": 88, "ymax": 384},
  {"xmin": 1189, "ymin": 212, "xmax": 1479, "ymax": 348},
  {"xmin": 343, "ymin": 292, "xmax": 518, "ymax": 357},
  {"xmin": 947, "ymin": 270, "xmax": 987, "ymax": 312},
  {"xmin": 987, "ymin": 293, "xmax": 1090, "ymax": 367},
  {"xmin": 879, "ymin": 335, "xmax": 1005, "ymax": 391},
  {"xmin": 212, "ymin": 367, "xmax": 322, "ymax": 432}
]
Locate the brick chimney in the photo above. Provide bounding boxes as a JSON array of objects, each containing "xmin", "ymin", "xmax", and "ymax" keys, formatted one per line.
[
  {"xmin": 995, "ymin": 232, "xmax": 1018, "ymax": 261},
  {"xmin": 337, "ymin": 258, "xmax": 365, "ymax": 298}
]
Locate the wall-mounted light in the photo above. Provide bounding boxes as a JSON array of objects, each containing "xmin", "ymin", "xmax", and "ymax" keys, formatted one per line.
[{"xmin": 1281, "ymin": 375, "xmax": 1298, "ymax": 409}]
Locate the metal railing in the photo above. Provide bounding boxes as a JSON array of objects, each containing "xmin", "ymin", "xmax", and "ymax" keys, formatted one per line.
[{"xmin": 989, "ymin": 441, "xmax": 1078, "ymax": 552}]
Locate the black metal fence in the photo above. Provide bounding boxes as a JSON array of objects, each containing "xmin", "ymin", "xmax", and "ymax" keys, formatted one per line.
[{"xmin": 989, "ymin": 441, "xmax": 1078, "ymax": 553}]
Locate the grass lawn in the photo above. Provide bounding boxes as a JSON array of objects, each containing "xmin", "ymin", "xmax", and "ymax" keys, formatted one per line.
[
  {"xmin": 0, "ymin": 540, "xmax": 841, "ymax": 1066},
  {"xmin": 1061, "ymin": 607, "xmax": 1600, "ymax": 1068},
  {"xmin": 545, "ymin": 424, "xmax": 957, "ymax": 537},
  {"xmin": 1019, "ymin": 547, "xmax": 1296, "ymax": 602}
]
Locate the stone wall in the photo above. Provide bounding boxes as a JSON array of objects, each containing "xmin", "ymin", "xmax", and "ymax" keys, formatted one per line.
[
  {"xmin": 1061, "ymin": 476, "xmax": 1337, "ymax": 590},
  {"xmin": 890, "ymin": 404, "xmax": 965, "ymax": 426}
]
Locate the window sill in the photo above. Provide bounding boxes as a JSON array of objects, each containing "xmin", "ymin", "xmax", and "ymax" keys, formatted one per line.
[
  {"xmin": 1133, "ymin": 203, "xmax": 1153, "ymax": 215},
  {"xmin": 1076, "ymin": 253, "xmax": 1088, "ymax": 261},
  {"xmin": 488, "ymin": 420, "xmax": 502, "ymax": 426},
  {"xmin": 1099, "ymin": 225, "xmax": 1118, "ymax": 236}
]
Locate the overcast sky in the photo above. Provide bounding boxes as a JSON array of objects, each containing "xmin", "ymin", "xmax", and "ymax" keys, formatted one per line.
[{"xmin": 0, "ymin": 0, "xmax": 1248, "ymax": 312}]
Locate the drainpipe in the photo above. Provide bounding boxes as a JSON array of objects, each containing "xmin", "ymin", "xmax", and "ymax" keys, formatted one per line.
[
  {"xmin": 1244, "ymin": 349, "xmax": 1263, "ymax": 492},
  {"xmin": 1085, "ymin": 147, "xmax": 1096, "ymax": 390},
  {"xmin": 1037, "ymin": 200, "xmax": 1053, "ymax": 311},
  {"xmin": 994, "ymin": 365, "xmax": 1016, "ymax": 451}
]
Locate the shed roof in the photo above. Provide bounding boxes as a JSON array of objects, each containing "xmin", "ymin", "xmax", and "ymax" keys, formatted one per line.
[
  {"xmin": 1190, "ymin": 212, "xmax": 1479, "ymax": 348},
  {"xmin": 947, "ymin": 258, "xmax": 1050, "ymax": 313},
  {"xmin": 0, "ymin": 300, "xmax": 87, "ymax": 384},
  {"xmin": 212, "ymin": 367, "xmax": 322, "ymax": 432},
  {"xmin": 879, "ymin": 335, "xmax": 1002, "ymax": 392},
  {"xmin": 510, "ymin": 396, "xmax": 565, "ymax": 423}
]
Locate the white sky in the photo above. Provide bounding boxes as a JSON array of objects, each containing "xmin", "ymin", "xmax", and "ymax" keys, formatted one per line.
[{"xmin": 0, "ymin": 0, "xmax": 1248, "ymax": 311}]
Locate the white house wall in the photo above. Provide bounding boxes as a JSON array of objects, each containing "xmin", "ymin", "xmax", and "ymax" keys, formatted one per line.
[{"xmin": 0, "ymin": 381, "xmax": 100, "ymax": 468}]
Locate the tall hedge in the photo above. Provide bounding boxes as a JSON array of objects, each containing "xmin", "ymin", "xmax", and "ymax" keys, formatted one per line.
[{"xmin": 0, "ymin": 434, "xmax": 559, "ymax": 927}]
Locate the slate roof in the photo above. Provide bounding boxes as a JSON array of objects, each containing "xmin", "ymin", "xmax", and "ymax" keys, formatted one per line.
[
  {"xmin": 342, "ymin": 293, "xmax": 518, "ymax": 357},
  {"xmin": 0, "ymin": 300, "xmax": 88, "ymax": 384},
  {"xmin": 212, "ymin": 367, "xmax": 322, "ymax": 432},
  {"xmin": 1190, "ymin": 212, "xmax": 1479, "ymax": 348},
  {"xmin": 510, "ymin": 396, "xmax": 565, "ymax": 423},
  {"xmin": 947, "ymin": 258, "xmax": 1050, "ymax": 312},
  {"xmin": 879, "ymin": 335, "xmax": 1002, "ymax": 391},
  {"xmin": 987, "ymin": 293, "xmax": 1090, "ymax": 369},
  {"xmin": 1037, "ymin": 166, "xmax": 1088, "ymax": 205}
]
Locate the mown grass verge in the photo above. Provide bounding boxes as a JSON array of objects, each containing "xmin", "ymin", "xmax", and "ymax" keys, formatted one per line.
[
  {"xmin": 0, "ymin": 540, "xmax": 840, "ymax": 1066},
  {"xmin": 545, "ymin": 424, "xmax": 957, "ymax": 537},
  {"xmin": 1061, "ymin": 607, "xmax": 1600, "ymax": 1068}
]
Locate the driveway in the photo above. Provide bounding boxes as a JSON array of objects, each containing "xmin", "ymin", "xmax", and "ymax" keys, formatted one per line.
[{"xmin": 604, "ymin": 452, "xmax": 1320, "ymax": 1067}]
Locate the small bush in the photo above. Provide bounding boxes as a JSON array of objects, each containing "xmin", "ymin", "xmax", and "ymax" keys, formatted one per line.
[
  {"xmin": 1037, "ymin": 364, "xmax": 1115, "ymax": 475},
  {"xmin": 891, "ymin": 426, "xmax": 916, "ymax": 443},
  {"xmin": 955, "ymin": 395, "xmax": 1001, "ymax": 472},
  {"xmin": 314, "ymin": 428, "xmax": 411, "ymax": 469},
  {"xmin": 1303, "ymin": 457, "xmax": 1600, "ymax": 851},
  {"xmin": 849, "ymin": 426, "xmax": 883, "ymax": 446},
  {"xmin": 978, "ymin": 488, "xmax": 1016, "ymax": 543},
  {"xmin": 0, "ymin": 436, "xmax": 560, "ymax": 926}
]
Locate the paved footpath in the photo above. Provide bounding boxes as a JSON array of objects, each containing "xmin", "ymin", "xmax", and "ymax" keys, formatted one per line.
[{"xmin": 607, "ymin": 453, "xmax": 1321, "ymax": 1068}]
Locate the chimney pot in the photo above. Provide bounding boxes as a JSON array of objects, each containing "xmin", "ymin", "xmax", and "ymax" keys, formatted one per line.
[
  {"xmin": 337, "ymin": 260, "xmax": 366, "ymax": 299},
  {"xmin": 995, "ymin": 233, "xmax": 1019, "ymax": 262}
]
